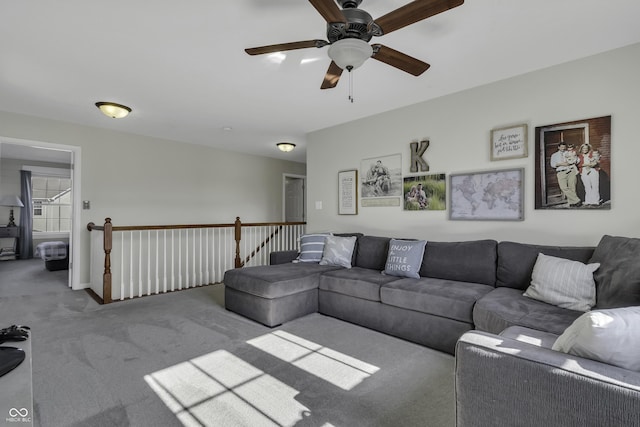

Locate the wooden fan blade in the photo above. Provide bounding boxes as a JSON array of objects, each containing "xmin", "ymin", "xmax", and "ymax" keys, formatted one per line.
[
  {"xmin": 321, "ymin": 61, "xmax": 343, "ymax": 89},
  {"xmin": 375, "ymin": 0, "xmax": 464, "ymax": 35},
  {"xmin": 371, "ymin": 44, "xmax": 430, "ymax": 76},
  {"xmin": 245, "ymin": 40, "xmax": 327, "ymax": 55},
  {"xmin": 309, "ymin": 0, "xmax": 346, "ymax": 24}
]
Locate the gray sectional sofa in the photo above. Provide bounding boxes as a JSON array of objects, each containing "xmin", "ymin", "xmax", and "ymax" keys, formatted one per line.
[
  {"xmin": 224, "ymin": 233, "xmax": 640, "ymax": 426},
  {"xmin": 223, "ymin": 234, "xmax": 593, "ymax": 354}
]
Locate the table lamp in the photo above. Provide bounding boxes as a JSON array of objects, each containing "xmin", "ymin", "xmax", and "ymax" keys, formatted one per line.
[{"xmin": 0, "ymin": 195, "xmax": 24, "ymax": 227}]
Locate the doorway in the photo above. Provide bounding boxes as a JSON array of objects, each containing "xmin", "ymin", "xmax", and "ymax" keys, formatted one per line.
[
  {"xmin": 0, "ymin": 137, "xmax": 81, "ymax": 289},
  {"xmin": 283, "ymin": 174, "xmax": 306, "ymax": 222}
]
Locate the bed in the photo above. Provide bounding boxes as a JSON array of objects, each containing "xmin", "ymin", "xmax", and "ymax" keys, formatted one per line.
[{"xmin": 35, "ymin": 241, "xmax": 69, "ymax": 271}]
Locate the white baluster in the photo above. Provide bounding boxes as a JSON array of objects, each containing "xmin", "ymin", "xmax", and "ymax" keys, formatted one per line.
[
  {"xmin": 120, "ymin": 233, "xmax": 124, "ymax": 300},
  {"xmin": 163, "ymin": 230, "xmax": 167, "ymax": 293},
  {"xmin": 171, "ymin": 230, "xmax": 175, "ymax": 292}
]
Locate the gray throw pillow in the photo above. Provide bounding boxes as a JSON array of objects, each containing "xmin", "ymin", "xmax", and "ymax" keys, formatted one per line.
[
  {"xmin": 589, "ymin": 235, "xmax": 640, "ymax": 309},
  {"xmin": 524, "ymin": 253, "xmax": 600, "ymax": 312},
  {"xmin": 319, "ymin": 235, "xmax": 357, "ymax": 268},
  {"xmin": 295, "ymin": 233, "xmax": 330, "ymax": 263},
  {"xmin": 383, "ymin": 239, "xmax": 427, "ymax": 279}
]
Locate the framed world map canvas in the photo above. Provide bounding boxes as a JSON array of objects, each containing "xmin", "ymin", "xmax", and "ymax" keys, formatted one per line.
[{"xmin": 449, "ymin": 168, "xmax": 524, "ymax": 221}]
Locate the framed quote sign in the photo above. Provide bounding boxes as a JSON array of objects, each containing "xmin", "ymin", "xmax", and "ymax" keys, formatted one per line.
[
  {"xmin": 338, "ymin": 169, "xmax": 358, "ymax": 215},
  {"xmin": 490, "ymin": 124, "xmax": 528, "ymax": 161}
]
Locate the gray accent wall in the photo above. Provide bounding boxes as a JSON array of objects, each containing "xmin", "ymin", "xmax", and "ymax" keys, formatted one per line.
[{"xmin": 306, "ymin": 42, "xmax": 640, "ymax": 246}]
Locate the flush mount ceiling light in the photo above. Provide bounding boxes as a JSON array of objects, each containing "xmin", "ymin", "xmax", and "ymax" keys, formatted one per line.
[
  {"xmin": 277, "ymin": 142, "xmax": 296, "ymax": 152},
  {"xmin": 95, "ymin": 102, "xmax": 132, "ymax": 119}
]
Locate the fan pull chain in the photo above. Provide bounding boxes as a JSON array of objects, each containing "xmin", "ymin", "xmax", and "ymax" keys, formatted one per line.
[{"xmin": 347, "ymin": 65, "xmax": 354, "ymax": 103}]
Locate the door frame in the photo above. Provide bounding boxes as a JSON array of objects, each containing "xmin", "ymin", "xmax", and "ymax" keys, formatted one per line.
[
  {"xmin": 0, "ymin": 136, "xmax": 82, "ymax": 289},
  {"xmin": 282, "ymin": 173, "xmax": 306, "ymax": 222}
]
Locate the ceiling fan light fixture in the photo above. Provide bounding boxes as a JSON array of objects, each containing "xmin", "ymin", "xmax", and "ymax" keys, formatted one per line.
[
  {"xmin": 277, "ymin": 142, "xmax": 296, "ymax": 152},
  {"xmin": 328, "ymin": 38, "xmax": 373, "ymax": 70},
  {"xmin": 95, "ymin": 102, "xmax": 132, "ymax": 119}
]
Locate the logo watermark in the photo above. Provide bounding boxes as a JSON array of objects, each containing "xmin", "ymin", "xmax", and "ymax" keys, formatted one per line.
[{"xmin": 6, "ymin": 408, "xmax": 31, "ymax": 423}]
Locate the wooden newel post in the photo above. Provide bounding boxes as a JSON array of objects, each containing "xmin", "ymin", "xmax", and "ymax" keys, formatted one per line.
[
  {"xmin": 103, "ymin": 218, "xmax": 113, "ymax": 304},
  {"xmin": 234, "ymin": 216, "xmax": 243, "ymax": 268}
]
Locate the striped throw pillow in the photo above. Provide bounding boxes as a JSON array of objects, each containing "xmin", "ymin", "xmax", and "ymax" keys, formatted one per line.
[
  {"xmin": 296, "ymin": 233, "xmax": 331, "ymax": 263},
  {"xmin": 524, "ymin": 253, "xmax": 600, "ymax": 311}
]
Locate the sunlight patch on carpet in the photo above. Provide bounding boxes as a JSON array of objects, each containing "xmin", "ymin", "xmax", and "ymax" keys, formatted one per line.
[
  {"xmin": 247, "ymin": 330, "xmax": 380, "ymax": 391},
  {"xmin": 144, "ymin": 349, "xmax": 310, "ymax": 427}
]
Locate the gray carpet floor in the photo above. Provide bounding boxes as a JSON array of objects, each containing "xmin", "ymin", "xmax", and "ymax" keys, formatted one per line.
[{"xmin": 0, "ymin": 259, "xmax": 455, "ymax": 427}]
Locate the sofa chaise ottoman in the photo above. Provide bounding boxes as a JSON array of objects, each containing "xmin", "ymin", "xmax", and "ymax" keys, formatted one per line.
[{"xmin": 224, "ymin": 262, "xmax": 343, "ymax": 327}]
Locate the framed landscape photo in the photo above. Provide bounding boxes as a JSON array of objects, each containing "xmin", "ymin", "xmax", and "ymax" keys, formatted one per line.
[
  {"xmin": 403, "ymin": 174, "xmax": 446, "ymax": 211},
  {"xmin": 450, "ymin": 168, "xmax": 524, "ymax": 221},
  {"xmin": 491, "ymin": 124, "xmax": 528, "ymax": 161},
  {"xmin": 338, "ymin": 169, "xmax": 358, "ymax": 215}
]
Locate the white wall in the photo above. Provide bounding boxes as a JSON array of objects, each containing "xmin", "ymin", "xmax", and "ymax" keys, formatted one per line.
[
  {"xmin": 307, "ymin": 43, "xmax": 640, "ymax": 246},
  {"xmin": 0, "ymin": 112, "xmax": 306, "ymax": 285}
]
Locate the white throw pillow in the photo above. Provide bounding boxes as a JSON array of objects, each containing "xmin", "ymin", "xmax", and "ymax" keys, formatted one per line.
[
  {"xmin": 319, "ymin": 235, "xmax": 357, "ymax": 268},
  {"xmin": 524, "ymin": 253, "xmax": 600, "ymax": 311},
  {"xmin": 552, "ymin": 306, "xmax": 640, "ymax": 372}
]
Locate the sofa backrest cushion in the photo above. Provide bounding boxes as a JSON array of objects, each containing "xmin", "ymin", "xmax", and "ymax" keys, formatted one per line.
[
  {"xmin": 497, "ymin": 241, "xmax": 594, "ymax": 290},
  {"xmin": 355, "ymin": 235, "xmax": 391, "ymax": 271},
  {"xmin": 589, "ymin": 235, "xmax": 640, "ymax": 309},
  {"xmin": 419, "ymin": 240, "xmax": 498, "ymax": 286}
]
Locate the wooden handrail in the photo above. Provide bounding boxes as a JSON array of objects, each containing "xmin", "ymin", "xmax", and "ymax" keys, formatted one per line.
[
  {"xmin": 88, "ymin": 221, "xmax": 305, "ymax": 232},
  {"xmin": 87, "ymin": 217, "xmax": 306, "ymax": 303}
]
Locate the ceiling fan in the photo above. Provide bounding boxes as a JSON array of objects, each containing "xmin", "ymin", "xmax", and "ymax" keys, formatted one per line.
[{"xmin": 245, "ymin": 0, "xmax": 464, "ymax": 90}]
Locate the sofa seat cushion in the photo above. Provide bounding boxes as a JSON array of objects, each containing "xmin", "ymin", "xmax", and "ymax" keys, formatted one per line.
[
  {"xmin": 224, "ymin": 263, "xmax": 341, "ymax": 299},
  {"xmin": 319, "ymin": 267, "xmax": 400, "ymax": 301},
  {"xmin": 473, "ymin": 287, "xmax": 583, "ymax": 335},
  {"xmin": 380, "ymin": 277, "xmax": 494, "ymax": 323},
  {"xmin": 499, "ymin": 325, "xmax": 559, "ymax": 349}
]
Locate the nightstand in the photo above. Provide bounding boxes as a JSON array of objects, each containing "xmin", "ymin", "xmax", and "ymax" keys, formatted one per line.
[{"xmin": 0, "ymin": 226, "xmax": 20, "ymax": 260}]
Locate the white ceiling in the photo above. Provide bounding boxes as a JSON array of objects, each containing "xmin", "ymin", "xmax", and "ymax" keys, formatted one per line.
[{"xmin": 1, "ymin": 0, "xmax": 639, "ymax": 164}]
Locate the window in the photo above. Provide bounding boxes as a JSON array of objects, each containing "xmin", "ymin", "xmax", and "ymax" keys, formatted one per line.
[{"xmin": 31, "ymin": 175, "xmax": 72, "ymax": 232}]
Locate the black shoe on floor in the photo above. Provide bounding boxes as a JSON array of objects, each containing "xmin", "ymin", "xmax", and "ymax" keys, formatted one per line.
[
  {"xmin": 0, "ymin": 325, "xmax": 30, "ymax": 344},
  {"xmin": 0, "ymin": 346, "xmax": 26, "ymax": 377}
]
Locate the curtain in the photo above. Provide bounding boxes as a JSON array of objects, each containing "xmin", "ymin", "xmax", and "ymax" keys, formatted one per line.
[{"xmin": 19, "ymin": 170, "xmax": 33, "ymax": 259}]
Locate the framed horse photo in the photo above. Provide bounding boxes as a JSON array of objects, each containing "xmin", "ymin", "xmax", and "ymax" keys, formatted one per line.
[{"xmin": 360, "ymin": 154, "xmax": 402, "ymax": 207}]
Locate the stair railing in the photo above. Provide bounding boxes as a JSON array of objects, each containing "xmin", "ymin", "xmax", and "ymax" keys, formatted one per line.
[{"xmin": 87, "ymin": 217, "xmax": 305, "ymax": 304}]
